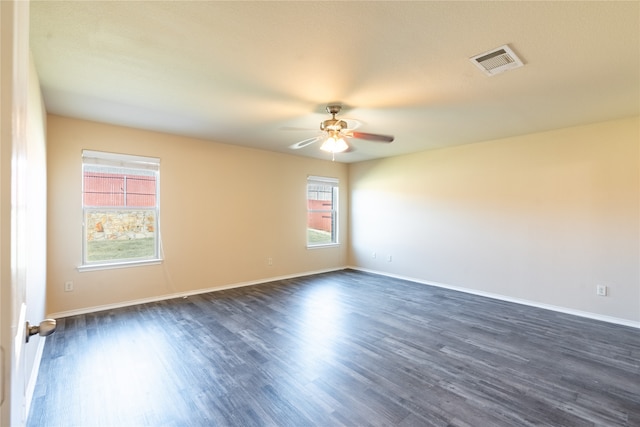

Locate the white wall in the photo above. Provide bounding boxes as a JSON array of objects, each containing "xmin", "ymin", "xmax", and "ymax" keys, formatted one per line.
[
  {"xmin": 349, "ymin": 117, "xmax": 640, "ymax": 324},
  {"xmin": 47, "ymin": 115, "xmax": 348, "ymax": 316}
]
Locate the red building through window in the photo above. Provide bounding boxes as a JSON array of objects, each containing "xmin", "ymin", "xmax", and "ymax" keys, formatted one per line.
[{"xmin": 83, "ymin": 171, "xmax": 156, "ymax": 207}]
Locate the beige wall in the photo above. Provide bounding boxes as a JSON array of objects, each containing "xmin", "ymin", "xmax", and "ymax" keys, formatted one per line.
[
  {"xmin": 349, "ymin": 117, "xmax": 640, "ymax": 324},
  {"xmin": 48, "ymin": 114, "xmax": 639, "ymax": 324},
  {"xmin": 47, "ymin": 115, "xmax": 348, "ymax": 315}
]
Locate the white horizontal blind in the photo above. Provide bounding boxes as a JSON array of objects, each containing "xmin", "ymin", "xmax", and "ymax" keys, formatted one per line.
[
  {"xmin": 307, "ymin": 175, "xmax": 338, "ymax": 186},
  {"xmin": 82, "ymin": 150, "xmax": 160, "ymax": 171}
]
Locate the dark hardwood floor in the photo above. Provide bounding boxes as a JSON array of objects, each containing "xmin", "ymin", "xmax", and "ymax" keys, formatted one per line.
[{"xmin": 28, "ymin": 270, "xmax": 640, "ymax": 426}]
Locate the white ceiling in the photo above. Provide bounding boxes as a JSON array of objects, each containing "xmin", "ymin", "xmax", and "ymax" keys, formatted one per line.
[{"xmin": 30, "ymin": 1, "xmax": 639, "ymax": 163}]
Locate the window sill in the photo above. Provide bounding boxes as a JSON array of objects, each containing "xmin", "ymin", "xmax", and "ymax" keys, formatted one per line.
[
  {"xmin": 307, "ymin": 243, "xmax": 341, "ymax": 250},
  {"xmin": 77, "ymin": 259, "xmax": 163, "ymax": 272}
]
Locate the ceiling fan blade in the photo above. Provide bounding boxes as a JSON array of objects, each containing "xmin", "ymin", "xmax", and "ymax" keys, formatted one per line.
[
  {"xmin": 289, "ymin": 136, "xmax": 322, "ymax": 149},
  {"xmin": 340, "ymin": 118, "xmax": 362, "ymax": 131},
  {"xmin": 349, "ymin": 131, "xmax": 394, "ymax": 143}
]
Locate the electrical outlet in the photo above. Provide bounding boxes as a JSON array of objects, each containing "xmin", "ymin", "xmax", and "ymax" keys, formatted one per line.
[
  {"xmin": 387, "ymin": 255, "xmax": 392, "ymax": 262},
  {"xmin": 64, "ymin": 281, "xmax": 74, "ymax": 292},
  {"xmin": 372, "ymin": 252, "xmax": 376, "ymax": 259},
  {"xmin": 267, "ymin": 257, "xmax": 273, "ymax": 266},
  {"xmin": 596, "ymin": 285, "xmax": 607, "ymax": 296}
]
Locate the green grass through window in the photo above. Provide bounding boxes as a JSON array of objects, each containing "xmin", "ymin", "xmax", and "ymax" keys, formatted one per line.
[
  {"xmin": 307, "ymin": 228, "xmax": 333, "ymax": 245},
  {"xmin": 87, "ymin": 237, "xmax": 155, "ymax": 262}
]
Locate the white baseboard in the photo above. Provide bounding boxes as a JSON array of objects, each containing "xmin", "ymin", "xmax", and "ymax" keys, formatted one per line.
[
  {"xmin": 48, "ymin": 266, "xmax": 640, "ymax": 329},
  {"xmin": 47, "ymin": 267, "xmax": 346, "ymax": 319},
  {"xmin": 348, "ymin": 266, "xmax": 640, "ymax": 329}
]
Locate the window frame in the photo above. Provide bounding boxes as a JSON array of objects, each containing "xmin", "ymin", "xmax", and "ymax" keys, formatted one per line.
[
  {"xmin": 79, "ymin": 150, "xmax": 162, "ymax": 271},
  {"xmin": 306, "ymin": 175, "xmax": 339, "ymax": 248}
]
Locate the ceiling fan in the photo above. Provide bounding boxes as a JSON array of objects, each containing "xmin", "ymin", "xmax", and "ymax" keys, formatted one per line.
[{"xmin": 288, "ymin": 104, "xmax": 394, "ymax": 158}]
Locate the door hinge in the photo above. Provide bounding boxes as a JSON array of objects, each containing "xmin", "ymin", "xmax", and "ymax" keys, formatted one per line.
[{"xmin": 0, "ymin": 346, "xmax": 5, "ymax": 406}]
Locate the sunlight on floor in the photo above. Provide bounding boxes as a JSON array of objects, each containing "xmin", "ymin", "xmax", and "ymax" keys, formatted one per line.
[{"xmin": 296, "ymin": 285, "xmax": 345, "ymax": 376}]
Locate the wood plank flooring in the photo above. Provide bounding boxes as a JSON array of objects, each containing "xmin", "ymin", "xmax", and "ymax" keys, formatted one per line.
[{"xmin": 28, "ymin": 270, "xmax": 640, "ymax": 426}]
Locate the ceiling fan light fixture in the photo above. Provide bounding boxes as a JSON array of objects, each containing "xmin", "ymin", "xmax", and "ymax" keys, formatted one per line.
[
  {"xmin": 320, "ymin": 134, "xmax": 348, "ymax": 153},
  {"xmin": 288, "ymin": 103, "xmax": 393, "ymax": 155},
  {"xmin": 334, "ymin": 138, "xmax": 348, "ymax": 152}
]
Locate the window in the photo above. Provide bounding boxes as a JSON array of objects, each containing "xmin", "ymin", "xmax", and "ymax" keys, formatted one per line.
[
  {"xmin": 81, "ymin": 150, "xmax": 161, "ymax": 268},
  {"xmin": 307, "ymin": 176, "xmax": 339, "ymax": 246}
]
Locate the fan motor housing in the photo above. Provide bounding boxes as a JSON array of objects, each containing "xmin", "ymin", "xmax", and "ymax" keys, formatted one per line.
[{"xmin": 320, "ymin": 119, "xmax": 347, "ymax": 132}]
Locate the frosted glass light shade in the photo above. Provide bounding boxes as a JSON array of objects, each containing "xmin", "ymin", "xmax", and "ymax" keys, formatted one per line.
[{"xmin": 320, "ymin": 136, "xmax": 348, "ymax": 153}]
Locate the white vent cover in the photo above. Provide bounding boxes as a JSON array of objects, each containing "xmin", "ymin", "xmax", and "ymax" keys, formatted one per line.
[{"xmin": 470, "ymin": 45, "xmax": 524, "ymax": 76}]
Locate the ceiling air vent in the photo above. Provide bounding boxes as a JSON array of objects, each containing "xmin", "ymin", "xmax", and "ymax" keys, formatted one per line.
[{"xmin": 470, "ymin": 44, "xmax": 524, "ymax": 76}]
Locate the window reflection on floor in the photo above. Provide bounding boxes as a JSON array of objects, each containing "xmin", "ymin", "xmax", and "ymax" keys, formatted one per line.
[
  {"xmin": 73, "ymin": 316, "xmax": 190, "ymax": 423},
  {"xmin": 296, "ymin": 285, "xmax": 345, "ymax": 377}
]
